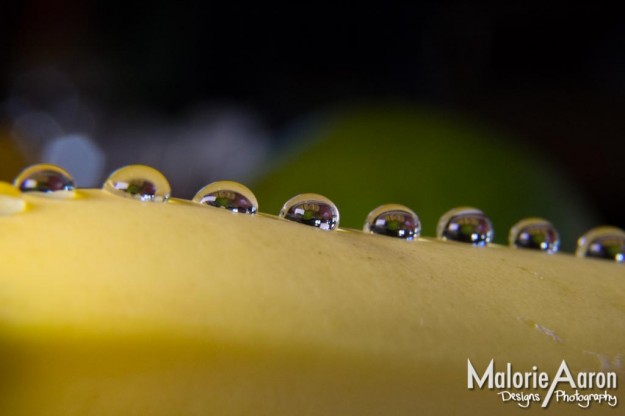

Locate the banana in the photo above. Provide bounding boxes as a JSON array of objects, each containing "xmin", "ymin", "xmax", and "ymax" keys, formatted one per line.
[{"xmin": 0, "ymin": 173, "xmax": 623, "ymax": 415}]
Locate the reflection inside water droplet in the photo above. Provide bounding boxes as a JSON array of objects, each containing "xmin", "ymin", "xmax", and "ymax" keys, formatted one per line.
[
  {"xmin": 279, "ymin": 193, "xmax": 339, "ymax": 230},
  {"xmin": 103, "ymin": 165, "xmax": 171, "ymax": 202},
  {"xmin": 363, "ymin": 204, "xmax": 421, "ymax": 240},
  {"xmin": 576, "ymin": 226, "xmax": 625, "ymax": 263},
  {"xmin": 509, "ymin": 218, "xmax": 560, "ymax": 254},
  {"xmin": 193, "ymin": 181, "xmax": 258, "ymax": 214},
  {"xmin": 437, "ymin": 207, "xmax": 493, "ymax": 246},
  {"xmin": 14, "ymin": 164, "xmax": 75, "ymax": 194}
]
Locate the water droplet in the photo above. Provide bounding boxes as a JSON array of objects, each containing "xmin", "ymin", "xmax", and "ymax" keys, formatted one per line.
[
  {"xmin": 103, "ymin": 165, "xmax": 171, "ymax": 202},
  {"xmin": 279, "ymin": 193, "xmax": 339, "ymax": 230},
  {"xmin": 0, "ymin": 182, "xmax": 26, "ymax": 215},
  {"xmin": 193, "ymin": 181, "xmax": 258, "ymax": 214},
  {"xmin": 363, "ymin": 204, "xmax": 421, "ymax": 240},
  {"xmin": 437, "ymin": 207, "xmax": 493, "ymax": 246},
  {"xmin": 509, "ymin": 218, "xmax": 560, "ymax": 254},
  {"xmin": 576, "ymin": 226, "xmax": 625, "ymax": 263},
  {"xmin": 14, "ymin": 164, "xmax": 75, "ymax": 193}
]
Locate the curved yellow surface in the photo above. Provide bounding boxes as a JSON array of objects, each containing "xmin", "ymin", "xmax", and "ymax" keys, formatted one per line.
[{"xmin": 0, "ymin": 190, "xmax": 623, "ymax": 415}]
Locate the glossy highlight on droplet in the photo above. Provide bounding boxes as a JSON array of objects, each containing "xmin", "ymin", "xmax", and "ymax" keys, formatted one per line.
[
  {"xmin": 576, "ymin": 226, "xmax": 625, "ymax": 263},
  {"xmin": 14, "ymin": 163, "xmax": 75, "ymax": 194},
  {"xmin": 193, "ymin": 181, "xmax": 258, "ymax": 214},
  {"xmin": 279, "ymin": 193, "xmax": 339, "ymax": 231},
  {"xmin": 103, "ymin": 165, "xmax": 171, "ymax": 202},
  {"xmin": 0, "ymin": 182, "xmax": 26, "ymax": 215},
  {"xmin": 509, "ymin": 218, "xmax": 560, "ymax": 254},
  {"xmin": 437, "ymin": 207, "xmax": 493, "ymax": 246},
  {"xmin": 363, "ymin": 204, "xmax": 421, "ymax": 240}
]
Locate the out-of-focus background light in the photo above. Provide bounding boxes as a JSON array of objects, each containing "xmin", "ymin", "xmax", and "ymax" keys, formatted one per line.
[{"xmin": 1, "ymin": 3, "xmax": 623, "ymax": 250}]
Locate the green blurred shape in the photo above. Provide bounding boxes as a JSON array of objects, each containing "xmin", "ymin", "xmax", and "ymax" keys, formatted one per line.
[{"xmin": 253, "ymin": 105, "xmax": 597, "ymax": 252}]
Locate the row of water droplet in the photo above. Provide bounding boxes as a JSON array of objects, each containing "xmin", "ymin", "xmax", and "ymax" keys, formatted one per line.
[{"xmin": 1, "ymin": 163, "xmax": 624, "ymax": 264}]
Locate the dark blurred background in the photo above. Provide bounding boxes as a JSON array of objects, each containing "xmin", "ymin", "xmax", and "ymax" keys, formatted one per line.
[{"xmin": 1, "ymin": 2, "xmax": 623, "ymax": 246}]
